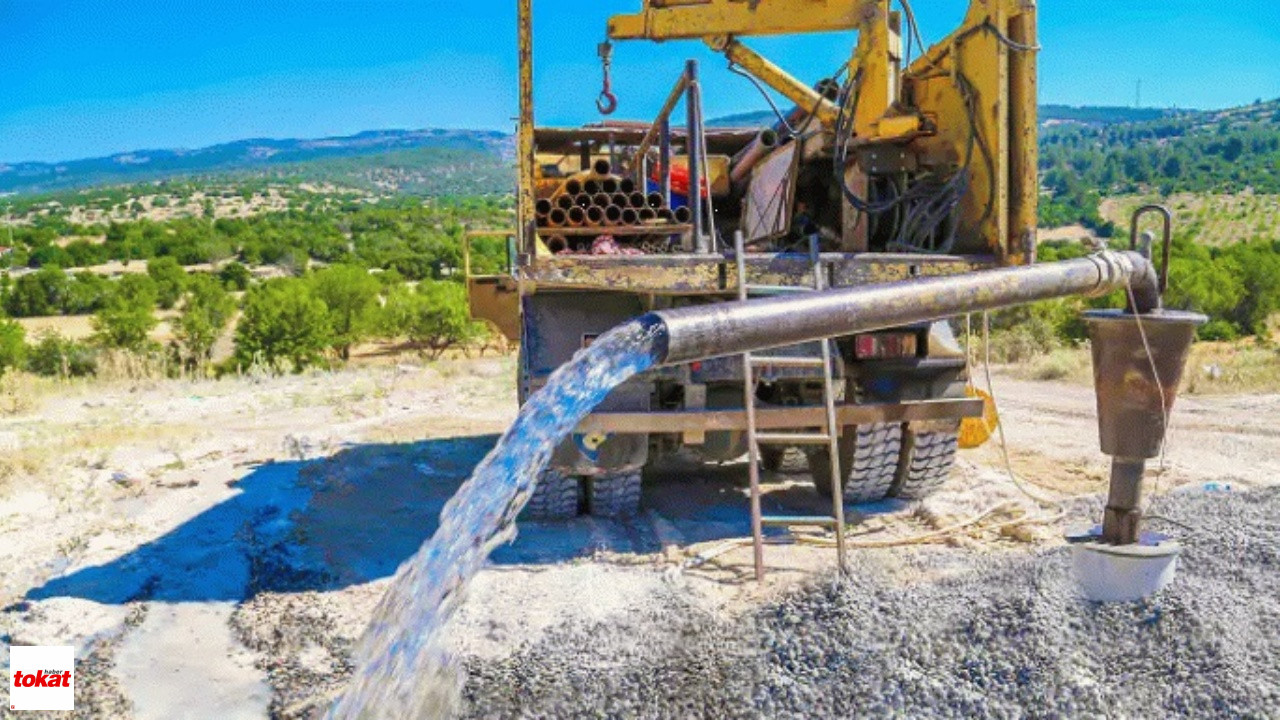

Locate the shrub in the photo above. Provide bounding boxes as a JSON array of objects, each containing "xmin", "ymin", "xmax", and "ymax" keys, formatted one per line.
[
  {"xmin": 175, "ymin": 274, "xmax": 236, "ymax": 365},
  {"xmin": 0, "ymin": 319, "xmax": 25, "ymax": 376},
  {"xmin": 218, "ymin": 261, "xmax": 251, "ymax": 291},
  {"xmin": 26, "ymin": 333, "xmax": 97, "ymax": 377},
  {"xmin": 1198, "ymin": 319, "xmax": 1240, "ymax": 342},
  {"xmin": 233, "ymin": 278, "xmax": 331, "ymax": 372}
]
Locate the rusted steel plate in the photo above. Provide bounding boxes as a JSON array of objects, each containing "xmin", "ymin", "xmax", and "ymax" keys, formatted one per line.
[
  {"xmin": 522, "ymin": 254, "xmax": 722, "ymax": 293},
  {"xmin": 833, "ymin": 254, "xmax": 992, "ymax": 285},
  {"xmin": 521, "ymin": 253, "xmax": 995, "ymax": 295},
  {"xmin": 575, "ymin": 398, "xmax": 984, "ymax": 434}
]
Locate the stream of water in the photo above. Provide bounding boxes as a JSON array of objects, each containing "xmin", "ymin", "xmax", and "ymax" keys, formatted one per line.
[{"xmin": 328, "ymin": 318, "xmax": 665, "ymax": 719}]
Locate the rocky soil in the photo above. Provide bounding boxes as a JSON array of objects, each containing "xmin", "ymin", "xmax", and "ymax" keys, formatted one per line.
[
  {"xmin": 1, "ymin": 362, "xmax": 1277, "ymax": 719},
  {"xmin": 462, "ymin": 488, "xmax": 1280, "ymax": 720}
]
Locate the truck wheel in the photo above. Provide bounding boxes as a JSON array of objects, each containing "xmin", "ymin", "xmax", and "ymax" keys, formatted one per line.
[
  {"xmin": 806, "ymin": 423, "xmax": 902, "ymax": 503},
  {"xmin": 588, "ymin": 470, "xmax": 643, "ymax": 519},
  {"xmin": 892, "ymin": 426, "xmax": 960, "ymax": 500},
  {"xmin": 521, "ymin": 469, "xmax": 580, "ymax": 520}
]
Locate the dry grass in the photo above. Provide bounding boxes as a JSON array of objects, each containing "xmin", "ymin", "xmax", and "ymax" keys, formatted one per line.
[
  {"xmin": 16, "ymin": 311, "xmax": 181, "ymax": 343},
  {"xmin": 1183, "ymin": 341, "xmax": 1280, "ymax": 395},
  {"xmin": 1101, "ymin": 192, "xmax": 1280, "ymax": 246},
  {"xmin": 1001, "ymin": 339, "xmax": 1280, "ymax": 395}
]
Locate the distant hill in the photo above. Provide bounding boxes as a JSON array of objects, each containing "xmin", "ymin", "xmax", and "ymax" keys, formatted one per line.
[
  {"xmin": 1039, "ymin": 98, "xmax": 1280, "ymax": 224},
  {"xmin": 0, "ymin": 129, "xmax": 514, "ymax": 196},
  {"xmin": 1039, "ymin": 105, "xmax": 1182, "ymax": 125}
]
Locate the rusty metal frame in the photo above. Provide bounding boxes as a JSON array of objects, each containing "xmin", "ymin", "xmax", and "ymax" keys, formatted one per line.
[
  {"xmin": 575, "ymin": 397, "xmax": 983, "ymax": 434},
  {"xmin": 519, "ymin": 252, "xmax": 993, "ymax": 295}
]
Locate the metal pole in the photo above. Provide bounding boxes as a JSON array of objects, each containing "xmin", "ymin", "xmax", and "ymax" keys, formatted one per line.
[
  {"xmin": 685, "ymin": 59, "xmax": 703, "ymax": 251},
  {"xmin": 1102, "ymin": 458, "xmax": 1146, "ymax": 545},
  {"xmin": 659, "ymin": 118, "xmax": 672, "ymax": 207},
  {"xmin": 810, "ymin": 235, "xmax": 847, "ymax": 573},
  {"xmin": 734, "ymin": 230, "xmax": 765, "ymax": 581},
  {"xmin": 516, "ymin": 0, "xmax": 537, "ymax": 255},
  {"xmin": 631, "ymin": 72, "xmax": 691, "ymax": 173}
]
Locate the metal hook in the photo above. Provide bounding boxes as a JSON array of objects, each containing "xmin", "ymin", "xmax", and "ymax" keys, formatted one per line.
[
  {"xmin": 596, "ymin": 89, "xmax": 618, "ymax": 115},
  {"xmin": 596, "ymin": 41, "xmax": 617, "ymax": 115}
]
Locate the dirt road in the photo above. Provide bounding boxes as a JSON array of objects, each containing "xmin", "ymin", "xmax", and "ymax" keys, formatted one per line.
[{"xmin": 0, "ymin": 360, "xmax": 1275, "ymax": 718}]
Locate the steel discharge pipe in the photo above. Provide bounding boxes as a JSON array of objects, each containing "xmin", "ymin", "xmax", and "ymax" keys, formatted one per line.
[{"xmin": 649, "ymin": 251, "xmax": 1159, "ymax": 366}]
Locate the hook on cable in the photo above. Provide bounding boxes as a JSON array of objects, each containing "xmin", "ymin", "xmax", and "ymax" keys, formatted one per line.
[{"xmin": 596, "ymin": 41, "xmax": 618, "ymax": 115}]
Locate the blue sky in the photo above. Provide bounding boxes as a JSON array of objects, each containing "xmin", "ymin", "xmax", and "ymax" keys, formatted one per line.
[{"xmin": 2, "ymin": 1, "xmax": 1279, "ymax": 164}]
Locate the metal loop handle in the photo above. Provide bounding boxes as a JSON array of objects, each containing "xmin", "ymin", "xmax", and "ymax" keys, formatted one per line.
[{"xmin": 1130, "ymin": 204, "xmax": 1172, "ymax": 298}]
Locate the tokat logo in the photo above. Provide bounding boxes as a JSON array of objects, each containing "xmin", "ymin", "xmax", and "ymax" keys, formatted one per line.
[{"xmin": 8, "ymin": 646, "xmax": 75, "ymax": 711}]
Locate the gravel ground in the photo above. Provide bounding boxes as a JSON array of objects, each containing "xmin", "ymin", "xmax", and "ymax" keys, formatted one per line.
[{"xmin": 462, "ymin": 487, "xmax": 1280, "ymax": 720}]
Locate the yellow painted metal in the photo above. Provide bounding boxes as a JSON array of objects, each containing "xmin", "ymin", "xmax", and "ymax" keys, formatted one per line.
[
  {"xmin": 1007, "ymin": 2, "xmax": 1040, "ymax": 265},
  {"xmin": 602, "ymin": 0, "xmax": 1042, "ymax": 264},
  {"xmin": 958, "ymin": 386, "xmax": 998, "ymax": 449},
  {"xmin": 710, "ymin": 37, "xmax": 840, "ymax": 128},
  {"xmin": 852, "ymin": 0, "xmax": 893, "ymax": 138},
  {"xmin": 905, "ymin": 0, "xmax": 1036, "ymax": 264},
  {"xmin": 517, "ymin": 0, "xmax": 536, "ymax": 255},
  {"xmin": 608, "ymin": 0, "xmax": 860, "ymax": 40},
  {"xmin": 875, "ymin": 114, "xmax": 922, "ymax": 139}
]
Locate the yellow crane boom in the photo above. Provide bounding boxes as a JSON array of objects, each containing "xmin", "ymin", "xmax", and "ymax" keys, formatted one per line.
[{"xmin": 603, "ymin": 0, "xmax": 1040, "ymax": 264}]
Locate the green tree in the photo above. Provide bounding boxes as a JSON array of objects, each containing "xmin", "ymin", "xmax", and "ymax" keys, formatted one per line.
[
  {"xmin": 218, "ymin": 261, "xmax": 251, "ymax": 291},
  {"xmin": 233, "ymin": 278, "xmax": 331, "ymax": 372},
  {"xmin": 309, "ymin": 264, "xmax": 380, "ymax": 360},
  {"xmin": 92, "ymin": 274, "xmax": 159, "ymax": 350},
  {"xmin": 175, "ymin": 274, "xmax": 236, "ymax": 365},
  {"xmin": 5, "ymin": 265, "xmax": 68, "ymax": 317},
  {"xmin": 0, "ymin": 319, "xmax": 25, "ymax": 376},
  {"xmin": 380, "ymin": 281, "xmax": 481, "ymax": 359},
  {"xmin": 147, "ymin": 257, "xmax": 187, "ymax": 309},
  {"xmin": 63, "ymin": 272, "xmax": 112, "ymax": 314}
]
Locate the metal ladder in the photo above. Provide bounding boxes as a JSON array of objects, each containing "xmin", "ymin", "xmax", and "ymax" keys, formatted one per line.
[{"xmin": 735, "ymin": 231, "xmax": 847, "ymax": 582}]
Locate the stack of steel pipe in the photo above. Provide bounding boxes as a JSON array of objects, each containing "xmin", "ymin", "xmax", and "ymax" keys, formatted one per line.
[{"xmin": 533, "ymin": 159, "xmax": 692, "ymax": 253}]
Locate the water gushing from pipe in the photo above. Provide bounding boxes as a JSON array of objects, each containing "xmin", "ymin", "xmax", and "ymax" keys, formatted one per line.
[{"xmin": 328, "ymin": 319, "xmax": 665, "ymax": 719}]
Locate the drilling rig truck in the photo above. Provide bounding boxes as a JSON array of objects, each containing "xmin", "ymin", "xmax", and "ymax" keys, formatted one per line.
[{"xmin": 490, "ymin": 0, "xmax": 1040, "ymax": 520}]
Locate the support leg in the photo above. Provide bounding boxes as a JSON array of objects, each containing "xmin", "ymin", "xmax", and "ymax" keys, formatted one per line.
[{"xmin": 1102, "ymin": 457, "xmax": 1145, "ymax": 545}]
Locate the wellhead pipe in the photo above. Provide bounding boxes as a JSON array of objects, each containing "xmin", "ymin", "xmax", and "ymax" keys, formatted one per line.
[{"xmin": 649, "ymin": 251, "xmax": 1159, "ymax": 367}]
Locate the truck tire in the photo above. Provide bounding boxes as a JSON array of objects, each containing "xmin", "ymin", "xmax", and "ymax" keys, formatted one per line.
[
  {"xmin": 892, "ymin": 426, "xmax": 960, "ymax": 500},
  {"xmin": 588, "ymin": 470, "xmax": 643, "ymax": 518},
  {"xmin": 807, "ymin": 423, "xmax": 903, "ymax": 503},
  {"xmin": 522, "ymin": 469, "xmax": 580, "ymax": 520}
]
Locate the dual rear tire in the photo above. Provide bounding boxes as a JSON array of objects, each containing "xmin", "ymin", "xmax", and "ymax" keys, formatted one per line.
[
  {"xmin": 805, "ymin": 422, "xmax": 959, "ymax": 503},
  {"xmin": 521, "ymin": 469, "xmax": 643, "ymax": 521}
]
